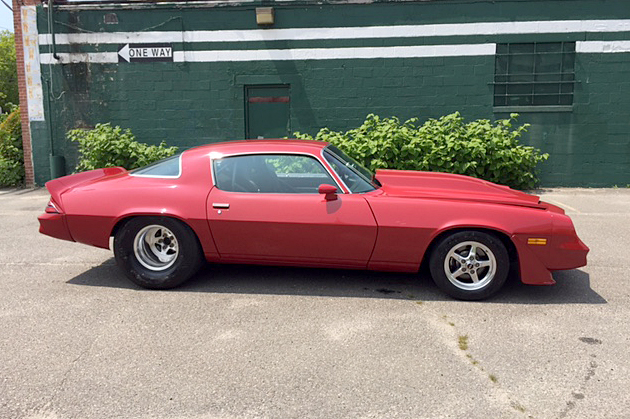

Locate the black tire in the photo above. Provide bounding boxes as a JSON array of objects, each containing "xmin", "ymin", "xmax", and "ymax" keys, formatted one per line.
[
  {"xmin": 429, "ymin": 231, "xmax": 509, "ymax": 301},
  {"xmin": 114, "ymin": 216, "xmax": 203, "ymax": 289}
]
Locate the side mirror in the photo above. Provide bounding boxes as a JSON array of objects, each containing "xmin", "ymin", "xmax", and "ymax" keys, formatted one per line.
[{"xmin": 318, "ymin": 184, "xmax": 338, "ymax": 201}]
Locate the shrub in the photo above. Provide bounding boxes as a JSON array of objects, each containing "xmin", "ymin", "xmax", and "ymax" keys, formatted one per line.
[
  {"xmin": 0, "ymin": 107, "xmax": 24, "ymax": 187},
  {"xmin": 295, "ymin": 112, "xmax": 548, "ymax": 190},
  {"xmin": 67, "ymin": 123, "xmax": 178, "ymax": 172},
  {"xmin": 0, "ymin": 157, "xmax": 24, "ymax": 186}
]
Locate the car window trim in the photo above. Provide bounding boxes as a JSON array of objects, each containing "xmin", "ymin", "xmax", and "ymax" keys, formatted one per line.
[
  {"xmin": 210, "ymin": 151, "xmax": 345, "ymax": 194},
  {"xmin": 322, "ymin": 148, "xmax": 376, "ymax": 194},
  {"xmin": 319, "ymin": 149, "xmax": 352, "ymax": 194},
  {"xmin": 325, "ymin": 145, "xmax": 374, "ymax": 182}
]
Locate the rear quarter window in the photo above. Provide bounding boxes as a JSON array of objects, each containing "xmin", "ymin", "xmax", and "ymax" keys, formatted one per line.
[{"xmin": 131, "ymin": 154, "xmax": 181, "ymax": 177}]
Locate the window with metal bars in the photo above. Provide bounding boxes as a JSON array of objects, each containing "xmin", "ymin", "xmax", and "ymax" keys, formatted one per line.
[{"xmin": 494, "ymin": 42, "xmax": 576, "ymax": 107}]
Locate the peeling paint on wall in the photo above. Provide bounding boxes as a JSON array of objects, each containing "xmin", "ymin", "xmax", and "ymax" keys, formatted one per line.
[{"xmin": 21, "ymin": 6, "xmax": 45, "ymax": 122}]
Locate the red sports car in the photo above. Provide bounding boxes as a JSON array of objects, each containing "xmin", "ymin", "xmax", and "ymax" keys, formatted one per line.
[{"xmin": 38, "ymin": 140, "xmax": 588, "ymax": 300}]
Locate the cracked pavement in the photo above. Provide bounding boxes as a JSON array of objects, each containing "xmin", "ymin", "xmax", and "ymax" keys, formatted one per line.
[{"xmin": 1, "ymin": 187, "xmax": 629, "ymax": 419}]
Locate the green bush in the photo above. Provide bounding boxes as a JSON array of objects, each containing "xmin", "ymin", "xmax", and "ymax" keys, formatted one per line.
[
  {"xmin": 0, "ymin": 107, "xmax": 24, "ymax": 187},
  {"xmin": 295, "ymin": 112, "xmax": 548, "ymax": 190},
  {"xmin": 0, "ymin": 157, "xmax": 24, "ymax": 186},
  {"xmin": 67, "ymin": 123, "xmax": 178, "ymax": 172}
]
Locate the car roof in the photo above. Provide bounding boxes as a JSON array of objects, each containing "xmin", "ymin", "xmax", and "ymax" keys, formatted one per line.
[{"xmin": 184, "ymin": 139, "xmax": 330, "ymax": 158}]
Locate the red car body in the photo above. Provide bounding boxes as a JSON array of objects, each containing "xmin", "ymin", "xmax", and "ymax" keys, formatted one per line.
[{"xmin": 39, "ymin": 140, "xmax": 588, "ymax": 294}]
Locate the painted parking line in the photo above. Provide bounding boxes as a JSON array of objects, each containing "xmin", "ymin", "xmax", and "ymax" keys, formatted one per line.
[{"xmin": 544, "ymin": 198, "xmax": 582, "ymax": 214}]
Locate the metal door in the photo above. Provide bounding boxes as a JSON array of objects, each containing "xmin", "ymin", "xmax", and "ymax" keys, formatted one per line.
[{"xmin": 245, "ymin": 85, "xmax": 290, "ymax": 139}]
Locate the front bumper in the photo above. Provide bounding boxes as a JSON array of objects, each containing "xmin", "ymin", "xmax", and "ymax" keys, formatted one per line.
[
  {"xmin": 549, "ymin": 235, "xmax": 589, "ymax": 271},
  {"xmin": 512, "ymin": 229, "xmax": 589, "ymax": 286}
]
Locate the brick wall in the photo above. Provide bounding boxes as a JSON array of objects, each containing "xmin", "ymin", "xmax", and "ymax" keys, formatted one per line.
[{"xmin": 12, "ymin": 0, "xmax": 39, "ymax": 187}]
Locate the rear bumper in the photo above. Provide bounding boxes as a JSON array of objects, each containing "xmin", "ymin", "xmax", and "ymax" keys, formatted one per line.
[{"xmin": 38, "ymin": 213, "xmax": 74, "ymax": 242}]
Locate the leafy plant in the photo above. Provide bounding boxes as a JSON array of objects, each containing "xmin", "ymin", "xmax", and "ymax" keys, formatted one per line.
[
  {"xmin": 0, "ymin": 107, "xmax": 24, "ymax": 187},
  {"xmin": 295, "ymin": 112, "xmax": 548, "ymax": 190},
  {"xmin": 0, "ymin": 30, "xmax": 19, "ymax": 112},
  {"xmin": 67, "ymin": 123, "xmax": 178, "ymax": 172}
]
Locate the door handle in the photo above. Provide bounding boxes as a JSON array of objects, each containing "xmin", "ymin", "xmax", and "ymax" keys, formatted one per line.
[{"xmin": 213, "ymin": 203, "xmax": 230, "ymax": 209}]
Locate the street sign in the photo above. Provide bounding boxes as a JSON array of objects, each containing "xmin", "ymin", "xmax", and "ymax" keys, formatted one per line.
[{"xmin": 118, "ymin": 44, "xmax": 173, "ymax": 63}]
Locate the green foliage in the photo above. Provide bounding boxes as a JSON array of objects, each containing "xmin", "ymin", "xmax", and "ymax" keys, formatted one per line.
[
  {"xmin": 266, "ymin": 155, "xmax": 321, "ymax": 174},
  {"xmin": 67, "ymin": 123, "xmax": 178, "ymax": 172},
  {"xmin": 295, "ymin": 112, "xmax": 549, "ymax": 190},
  {"xmin": 0, "ymin": 158, "xmax": 24, "ymax": 186},
  {"xmin": 0, "ymin": 107, "xmax": 24, "ymax": 187},
  {"xmin": 0, "ymin": 30, "xmax": 19, "ymax": 112}
]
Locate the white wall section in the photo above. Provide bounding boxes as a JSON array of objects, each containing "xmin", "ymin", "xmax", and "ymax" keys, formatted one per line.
[
  {"xmin": 21, "ymin": 6, "xmax": 45, "ymax": 121},
  {"xmin": 577, "ymin": 40, "xmax": 630, "ymax": 53}
]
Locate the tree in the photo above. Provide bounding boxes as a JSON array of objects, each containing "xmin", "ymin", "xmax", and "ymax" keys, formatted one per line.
[{"xmin": 0, "ymin": 30, "xmax": 18, "ymax": 113}]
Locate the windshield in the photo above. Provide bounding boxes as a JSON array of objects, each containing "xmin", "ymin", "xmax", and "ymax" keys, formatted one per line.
[{"xmin": 323, "ymin": 145, "xmax": 378, "ymax": 193}]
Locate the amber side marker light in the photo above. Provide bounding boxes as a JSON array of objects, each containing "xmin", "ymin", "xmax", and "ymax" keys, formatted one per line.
[{"xmin": 527, "ymin": 238, "xmax": 548, "ymax": 245}]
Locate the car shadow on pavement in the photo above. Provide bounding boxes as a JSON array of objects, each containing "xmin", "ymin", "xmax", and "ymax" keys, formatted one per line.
[{"xmin": 68, "ymin": 259, "xmax": 605, "ymax": 305}]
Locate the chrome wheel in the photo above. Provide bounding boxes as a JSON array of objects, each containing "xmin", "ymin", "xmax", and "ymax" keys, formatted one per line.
[
  {"xmin": 133, "ymin": 224, "xmax": 179, "ymax": 271},
  {"xmin": 443, "ymin": 240, "xmax": 496, "ymax": 291}
]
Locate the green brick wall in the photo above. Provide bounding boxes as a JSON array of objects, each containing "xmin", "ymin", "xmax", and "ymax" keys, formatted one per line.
[{"xmin": 30, "ymin": 0, "xmax": 630, "ymax": 186}]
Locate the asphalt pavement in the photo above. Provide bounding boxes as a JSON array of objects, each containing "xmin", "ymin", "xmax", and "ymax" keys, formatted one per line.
[{"xmin": 0, "ymin": 187, "xmax": 629, "ymax": 419}]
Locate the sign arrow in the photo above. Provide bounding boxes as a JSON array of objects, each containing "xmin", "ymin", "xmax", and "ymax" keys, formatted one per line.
[{"xmin": 118, "ymin": 44, "xmax": 130, "ymax": 63}]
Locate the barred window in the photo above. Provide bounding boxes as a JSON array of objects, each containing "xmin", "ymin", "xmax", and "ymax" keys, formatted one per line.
[{"xmin": 494, "ymin": 42, "xmax": 576, "ymax": 107}]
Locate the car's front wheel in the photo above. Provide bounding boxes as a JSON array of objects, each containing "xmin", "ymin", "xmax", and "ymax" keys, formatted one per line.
[
  {"xmin": 429, "ymin": 231, "xmax": 509, "ymax": 300},
  {"xmin": 114, "ymin": 217, "xmax": 203, "ymax": 289}
]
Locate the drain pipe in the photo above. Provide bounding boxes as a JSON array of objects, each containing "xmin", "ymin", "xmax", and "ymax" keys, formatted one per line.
[
  {"xmin": 48, "ymin": 0, "xmax": 59, "ymax": 60},
  {"xmin": 47, "ymin": 0, "xmax": 65, "ymax": 178}
]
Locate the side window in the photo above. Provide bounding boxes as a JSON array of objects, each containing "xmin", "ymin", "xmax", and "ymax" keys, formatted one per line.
[{"xmin": 214, "ymin": 154, "xmax": 338, "ymax": 193}]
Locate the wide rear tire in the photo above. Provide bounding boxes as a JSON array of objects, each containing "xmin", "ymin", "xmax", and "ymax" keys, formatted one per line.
[
  {"xmin": 429, "ymin": 231, "xmax": 509, "ymax": 301},
  {"xmin": 114, "ymin": 217, "xmax": 203, "ymax": 289}
]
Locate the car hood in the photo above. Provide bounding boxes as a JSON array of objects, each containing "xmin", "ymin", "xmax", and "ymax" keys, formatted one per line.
[{"xmin": 374, "ymin": 169, "xmax": 543, "ymax": 208}]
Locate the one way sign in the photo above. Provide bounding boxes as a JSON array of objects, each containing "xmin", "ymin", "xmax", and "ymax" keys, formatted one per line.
[{"xmin": 118, "ymin": 43, "xmax": 173, "ymax": 63}]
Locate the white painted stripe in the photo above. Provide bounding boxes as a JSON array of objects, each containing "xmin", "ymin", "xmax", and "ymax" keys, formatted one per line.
[
  {"xmin": 21, "ymin": 7, "xmax": 45, "ymax": 122},
  {"xmin": 40, "ymin": 52, "xmax": 118, "ymax": 64},
  {"xmin": 40, "ymin": 43, "xmax": 496, "ymax": 64},
  {"xmin": 175, "ymin": 44, "xmax": 496, "ymax": 62},
  {"xmin": 576, "ymin": 40, "xmax": 630, "ymax": 53},
  {"xmin": 38, "ymin": 19, "xmax": 630, "ymax": 46}
]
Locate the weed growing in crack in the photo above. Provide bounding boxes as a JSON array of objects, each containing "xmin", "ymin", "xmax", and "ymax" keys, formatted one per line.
[
  {"xmin": 458, "ymin": 335, "xmax": 469, "ymax": 350},
  {"xmin": 510, "ymin": 401, "xmax": 526, "ymax": 413}
]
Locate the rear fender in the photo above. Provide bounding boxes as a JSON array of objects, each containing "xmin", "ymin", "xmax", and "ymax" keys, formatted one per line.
[
  {"xmin": 45, "ymin": 167, "xmax": 127, "ymax": 211},
  {"xmin": 108, "ymin": 211, "xmax": 218, "ymax": 258}
]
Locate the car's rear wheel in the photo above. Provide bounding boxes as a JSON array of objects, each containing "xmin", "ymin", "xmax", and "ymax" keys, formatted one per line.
[
  {"xmin": 429, "ymin": 231, "xmax": 509, "ymax": 300},
  {"xmin": 114, "ymin": 217, "xmax": 203, "ymax": 289}
]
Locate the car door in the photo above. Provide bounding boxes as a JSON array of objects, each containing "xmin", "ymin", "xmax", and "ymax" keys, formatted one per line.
[{"xmin": 206, "ymin": 153, "xmax": 377, "ymax": 268}]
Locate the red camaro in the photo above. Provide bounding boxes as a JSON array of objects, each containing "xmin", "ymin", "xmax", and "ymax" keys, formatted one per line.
[{"xmin": 38, "ymin": 140, "xmax": 588, "ymax": 300}]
